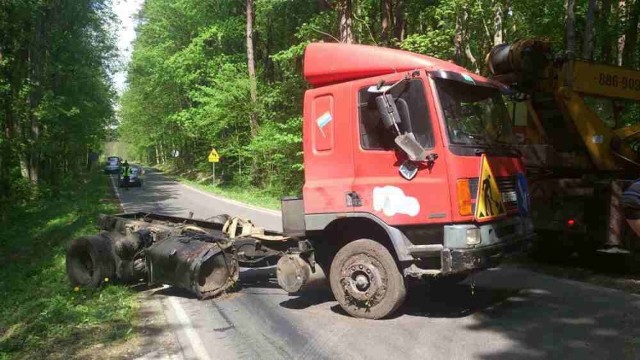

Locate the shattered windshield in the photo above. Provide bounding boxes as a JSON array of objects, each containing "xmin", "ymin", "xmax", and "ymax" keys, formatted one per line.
[{"xmin": 436, "ymin": 78, "xmax": 514, "ymax": 146}]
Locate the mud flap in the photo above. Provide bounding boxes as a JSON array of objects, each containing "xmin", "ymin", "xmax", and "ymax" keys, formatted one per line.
[{"xmin": 146, "ymin": 236, "xmax": 239, "ymax": 299}]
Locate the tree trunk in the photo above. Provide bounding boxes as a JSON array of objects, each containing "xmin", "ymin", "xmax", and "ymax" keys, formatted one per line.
[
  {"xmin": 381, "ymin": 0, "xmax": 392, "ymax": 44},
  {"xmin": 617, "ymin": 0, "xmax": 627, "ymax": 66},
  {"xmin": 464, "ymin": 43, "xmax": 479, "ymax": 73},
  {"xmin": 461, "ymin": 10, "xmax": 478, "ymax": 72},
  {"xmin": 600, "ymin": 0, "xmax": 614, "ymax": 62},
  {"xmin": 338, "ymin": 0, "xmax": 354, "ymax": 44},
  {"xmin": 27, "ymin": 10, "xmax": 44, "ymax": 184},
  {"xmin": 393, "ymin": 0, "xmax": 406, "ymax": 42},
  {"xmin": 454, "ymin": 11, "xmax": 463, "ymax": 64},
  {"xmin": 565, "ymin": 0, "xmax": 577, "ymax": 57},
  {"xmin": 582, "ymin": 0, "xmax": 598, "ymax": 59},
  {"xmin": 622, "ymin": 0, "xmax": 639, "ymax": 67},
  {"xmin": 493, "ymin": 0, "xmax": 504, "ymax": 46},
  {"xmin": 246, "ymin": 0, "xmax": 259, "ymax": 137}
]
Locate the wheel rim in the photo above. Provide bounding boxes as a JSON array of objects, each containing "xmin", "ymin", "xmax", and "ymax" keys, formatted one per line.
[{"xmin": 340, "ymin": 253, "xmax": 388, "ymax": 308}]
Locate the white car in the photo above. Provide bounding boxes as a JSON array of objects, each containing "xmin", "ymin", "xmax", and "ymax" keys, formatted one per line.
[{"xmin": 104, "ymin": 156, "xmax": 121, "ymax": 174}]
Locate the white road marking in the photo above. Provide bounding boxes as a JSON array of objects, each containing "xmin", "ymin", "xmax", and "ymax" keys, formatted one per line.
[
  {"xmin": 109, "ymin": 175, "xmax": 123, "ymax": 209},
  {"xmin": 110, "ymin": 171, "xmax": 214, "ymax": 360},
  {"xmin": 167, "ymin": 297, "xmax": 213, "ymax": 360}
]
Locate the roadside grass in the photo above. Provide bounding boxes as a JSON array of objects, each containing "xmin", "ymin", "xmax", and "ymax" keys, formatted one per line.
[
  {"xmin": 0, "ymin": 171, "xmax": 137, "ymax": 360},
  {"xmin": 154, "ymin": 163, "xmax": 281, "ymax": 210},
  {"xmin": 181, "ymin": 179, "xmax": 281, "ymax": 210}
]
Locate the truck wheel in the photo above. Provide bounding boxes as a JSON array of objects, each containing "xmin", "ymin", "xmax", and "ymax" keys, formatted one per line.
[
  {"xmin": 329, "ymin": 239, "xmax": 406, "ymax": 319},
  {"xmin": 66, "ymin": 235, "xmax": 116, "ymax": 288}
]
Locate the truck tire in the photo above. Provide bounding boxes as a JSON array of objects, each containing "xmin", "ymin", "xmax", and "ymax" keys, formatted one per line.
[
  {"xmin": 66, "ymin": 235, "xmax": 116, "ymax": 288},
  {"xmin": 329, "ymin": 239, "xmax": 406, "ymax": 319}
]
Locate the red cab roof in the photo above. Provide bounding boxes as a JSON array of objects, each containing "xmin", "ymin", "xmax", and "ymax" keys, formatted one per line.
[{"xmin": 303, "ymin": 42, "xmax": 479, "ymax": 87}]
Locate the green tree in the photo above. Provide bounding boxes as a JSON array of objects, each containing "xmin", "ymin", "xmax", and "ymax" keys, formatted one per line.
[
  {"xmin": 0, "ymin": 0, "xmax": 116, "ymax": 215},
  {"xmin": 118, "ymin": 0, "xmax": 640, "ymax": 200}
]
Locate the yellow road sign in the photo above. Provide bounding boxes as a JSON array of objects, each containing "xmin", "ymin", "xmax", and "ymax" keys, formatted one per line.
[
  {"xmin": 208, "ymin": 148, "xmax": 220, "ymax": 163},
  {"xmin": 475, "ymin": 155, "xmax": 506, "ymax": 220}
]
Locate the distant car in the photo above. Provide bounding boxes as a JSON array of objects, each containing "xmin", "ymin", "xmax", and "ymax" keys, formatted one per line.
[
  {"xmin": 104, "ymin": 156, "xmax": 122, "ymax": 174},
  {"xmin": 119, "ymin": 165, "xmax": 143, "ymax": 188}
]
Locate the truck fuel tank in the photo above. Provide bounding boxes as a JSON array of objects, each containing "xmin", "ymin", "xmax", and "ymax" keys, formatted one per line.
[{"xmin": 146, "ymin": 236, "xmax": 239, "ymax": 299}]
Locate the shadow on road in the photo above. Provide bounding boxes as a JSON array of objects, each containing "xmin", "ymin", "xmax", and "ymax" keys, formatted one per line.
[
  {"xmin": 397, "ymin": 282, "xmax": 521, "ymax": 319},
  {"xmin": 138, "ymin": 265, "xmax": 640, "ymax": 359},
  {"xmin": 152, "ymin": 286, "xmax": 198, "ymax": 299}
]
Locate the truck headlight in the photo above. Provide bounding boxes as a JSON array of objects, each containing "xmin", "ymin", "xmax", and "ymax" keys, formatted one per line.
[{"xmin": 466, "ymin": 228, "xmax": 481, "ymax": 245}]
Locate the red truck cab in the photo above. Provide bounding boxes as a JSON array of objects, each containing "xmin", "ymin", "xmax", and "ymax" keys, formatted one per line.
[{"xmin": 281, "ymin": 43, "xmax": 534, "ymax": 319}]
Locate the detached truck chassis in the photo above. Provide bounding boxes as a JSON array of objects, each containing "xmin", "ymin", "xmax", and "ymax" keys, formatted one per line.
[{"xmin": 67, "ymin": 43, "xmax": 534, "ymax": 319}]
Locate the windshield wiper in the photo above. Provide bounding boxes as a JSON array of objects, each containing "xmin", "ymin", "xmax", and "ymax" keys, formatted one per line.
[{"xmin": 468, "ymin": 132, "xmax": 492, "ymax": 145}]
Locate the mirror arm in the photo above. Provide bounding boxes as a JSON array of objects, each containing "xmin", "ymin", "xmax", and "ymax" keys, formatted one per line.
[{"xmin": 382, "ymin": 74, "xmax": 411, "ymax": 97}]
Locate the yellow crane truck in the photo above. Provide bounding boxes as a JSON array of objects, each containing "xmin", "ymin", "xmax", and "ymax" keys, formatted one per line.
[{"xmin": 487, "ymin": 39, "xmax": 640, "ymax": 263}]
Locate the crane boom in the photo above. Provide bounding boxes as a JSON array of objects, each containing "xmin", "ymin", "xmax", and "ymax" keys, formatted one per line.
[
  {"xmin": 487, "ymin": 39, "xmax": 640, "ymax": 258},
  {"xmin": 565, "ymin": 60, "xmax": 640, "ymax": 102},
  {"xmin": 488, "ymin": 39, "xmax": 640, "ymax": 172}
]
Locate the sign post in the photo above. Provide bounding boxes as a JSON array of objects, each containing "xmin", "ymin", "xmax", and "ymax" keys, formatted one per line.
[{"xmin": 208, "ymin": 148, "xmax": 220, "ymax": 186}]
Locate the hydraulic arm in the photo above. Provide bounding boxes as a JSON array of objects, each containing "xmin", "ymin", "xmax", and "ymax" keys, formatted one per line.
[{"xmin": 488, "ymin": 39, "xmax": 640, "ymax": 173}]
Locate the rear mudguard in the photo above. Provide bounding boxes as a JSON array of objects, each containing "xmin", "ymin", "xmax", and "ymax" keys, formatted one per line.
[{"xmin": 146, "ymin": 236, "xmax": 239, "ymax": 299}]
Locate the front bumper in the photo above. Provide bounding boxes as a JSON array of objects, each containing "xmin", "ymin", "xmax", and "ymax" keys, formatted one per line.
[
  {"xmin": 441, "ymin": 217, "xmax": 534, "ymax": 273},
  {"xmin": 404, "ymin": 216, "xmax": 534, "ymax": 277},
  {"xmin": 104, "ymin": 168, "xmax": 120, "ymax": 174},
  {"xmin": 442, "ymin": 237, "xmax": 529, "ymax": 273}
]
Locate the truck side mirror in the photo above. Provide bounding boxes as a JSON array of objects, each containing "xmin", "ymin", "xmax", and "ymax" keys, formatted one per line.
[
  {"xmin": 395, "ymin": 133, "xmax": 428, "ymax": 162},
  {"xmin": 375, "ymin": 94, "xmax": 402, "ymax": 131}
]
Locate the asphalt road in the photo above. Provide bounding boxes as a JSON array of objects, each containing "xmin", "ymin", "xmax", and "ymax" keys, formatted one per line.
[{"xmin": 116, "ymin": 168, "xmax": 640, "ymax": 360}]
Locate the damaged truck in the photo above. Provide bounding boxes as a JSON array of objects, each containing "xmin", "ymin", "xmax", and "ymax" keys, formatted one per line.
[{"xmin": 66, "ymin": 43, "xmax": 535, "ymax": 319}]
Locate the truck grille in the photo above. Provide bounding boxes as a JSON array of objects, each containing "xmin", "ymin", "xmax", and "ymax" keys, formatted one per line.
[
  {"xmin": 496, "ymin": 176, "xmax": 518, "ymax": 211},
  {"xmin": 468, "ymin": 176, "xmax": 518, "ymax": 212}
]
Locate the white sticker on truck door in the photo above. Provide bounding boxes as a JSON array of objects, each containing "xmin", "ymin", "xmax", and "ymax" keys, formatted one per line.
[{"xmin": 373, "ymin": 186, "xmax": 420, "ymax": 217}]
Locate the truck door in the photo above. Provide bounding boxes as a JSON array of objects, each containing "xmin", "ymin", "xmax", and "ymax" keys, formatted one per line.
[
  {"xmin": 302, "ymin": 83, "xmax": 356, "ymax": 215},
  {"xmin": 350, "ymin": 74, "xmax": 452, "ymax": 226}
]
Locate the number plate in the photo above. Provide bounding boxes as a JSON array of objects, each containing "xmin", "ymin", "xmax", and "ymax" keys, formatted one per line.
[{"xmin": 502, "ymin": 191, "xmax": 517, "ymax": 203}]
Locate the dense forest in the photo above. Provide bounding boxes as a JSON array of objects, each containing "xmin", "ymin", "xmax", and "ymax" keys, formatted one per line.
[
  {"xmin": 0, "ymin": 0, "xmax": 117, "ymax": 214},
  {"xmin": 1, "ymin": 1, "xmax": 639, "ymax": 207},
  {"xmin": 120, "ymin": 0, "xmax": 640, "ymax": 198}
]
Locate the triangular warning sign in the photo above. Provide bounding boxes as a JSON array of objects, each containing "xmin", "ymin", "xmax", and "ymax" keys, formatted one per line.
[
  {"xmin": 475, "ymin": 154, "xmax": 506, "ymax": 220},
  {"xmin": 208, "ymin": 148, "xmax": 220, "ymax": 163}
]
